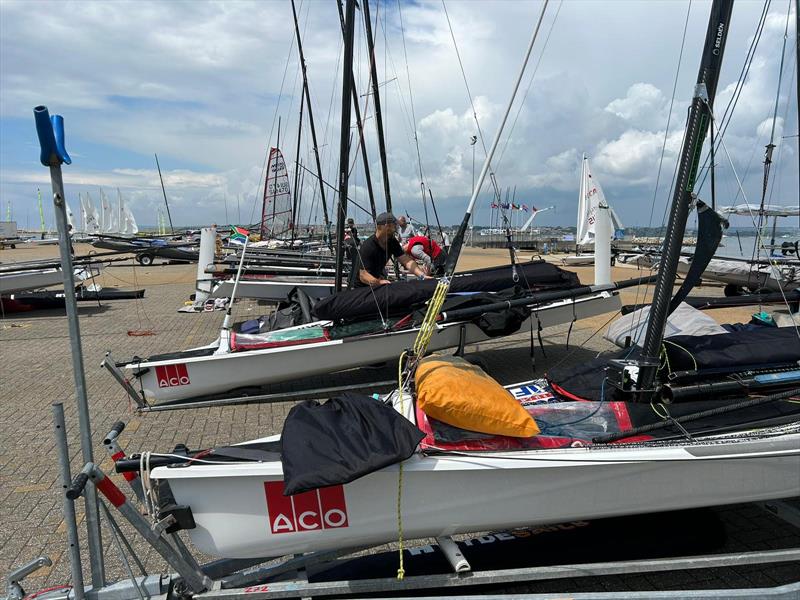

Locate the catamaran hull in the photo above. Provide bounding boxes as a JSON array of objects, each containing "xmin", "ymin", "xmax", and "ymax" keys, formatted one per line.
[
  {"xmin": 153, "ymin": 431, "xmax": 800, "ymax": 559},
  {"xmin": 0, "ymin": 263, "xmax": 104, "ymax": 294},
  {"xmin": 122, "ymin": 292, "xmax": 620, "ymax": 404},
  {"xmin": 210, "ymin": 278, "xmax": 335, "ymax": 301}
]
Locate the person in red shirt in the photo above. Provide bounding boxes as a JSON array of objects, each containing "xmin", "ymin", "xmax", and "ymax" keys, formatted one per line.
[{"xmin": 404, "ymin": 235, "xmax": 447, "ymax": 276}]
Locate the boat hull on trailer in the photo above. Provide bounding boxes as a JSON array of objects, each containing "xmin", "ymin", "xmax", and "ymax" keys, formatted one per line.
[
  {"xmin": 152, "ymin": 426, "xmax": 800, "ymax": 559},
  {"xmin": 119, "ymin": 292, "xmax": 620, "ymax": 404}
]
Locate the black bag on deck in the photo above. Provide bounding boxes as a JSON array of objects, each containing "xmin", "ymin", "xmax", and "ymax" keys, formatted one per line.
[{"xmin": 280, "ymin": 392, "xmax": 425, "ymax": 496}]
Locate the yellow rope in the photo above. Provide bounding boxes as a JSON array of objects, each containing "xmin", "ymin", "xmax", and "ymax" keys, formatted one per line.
[
  {"xmin": 393, "ymin": 278, "xmax": 450, "ymax": 580},
  {"xmin": 396, "ymin": 349, "xmax": 408, "ymax": 580},
  {"xmin": 412, "ymin": 278, "xmax": 451, "ymax": 357}
]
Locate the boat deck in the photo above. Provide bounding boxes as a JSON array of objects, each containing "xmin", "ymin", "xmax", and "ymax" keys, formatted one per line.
[{"xmin": 1, "ymin": 243, "xmax": 798, "ymax": 593}]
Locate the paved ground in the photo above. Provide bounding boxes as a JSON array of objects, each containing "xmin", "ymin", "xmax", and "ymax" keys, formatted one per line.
[{"xmin": 1, "ymin": 246, "xmax": 798, "ymax": 596}]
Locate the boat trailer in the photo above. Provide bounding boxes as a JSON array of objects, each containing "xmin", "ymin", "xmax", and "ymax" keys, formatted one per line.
[{"xmin": 7, "ymin": 408, "xmax": 800, "ymax": 600}]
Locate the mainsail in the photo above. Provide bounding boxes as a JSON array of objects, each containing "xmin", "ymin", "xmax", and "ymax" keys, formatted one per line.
[
  {"xmin": 82, "ymin": 192, "xmax": 101, "ymax": 234},
  {"xmin": 260, "ymin": 147, "xmax": 293, "ymax": 239},
  {"xmin": 101, "ymin": 189, "xmax": 117, "ymax": 233},
  {"xmin": 577, "ymin": 156, "xmax": 623, "ymax": 245}
]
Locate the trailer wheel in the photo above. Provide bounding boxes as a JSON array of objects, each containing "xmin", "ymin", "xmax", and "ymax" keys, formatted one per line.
[
  {"xmin": 137, "ymin": 254, "xmax": 154, "ymax": 266},
  {"xmin": 723, "ymin": 284, "xmax": 743, "ymax": 297}
]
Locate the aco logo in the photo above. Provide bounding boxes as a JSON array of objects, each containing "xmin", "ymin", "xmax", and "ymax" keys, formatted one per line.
[
  {"xmin": 264, "ymin": 481, "xmax": 349, "ymax": 534},
  {"xmin": 155, "ymin": 364, "xmax": 190, "ymax": 388}
]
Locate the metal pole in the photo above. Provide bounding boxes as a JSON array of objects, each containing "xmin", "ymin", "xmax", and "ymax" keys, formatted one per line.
[
  {"xmin": 290, "ymin": 0, "xmax": 331, "ymax": 241},
  {"xmin": 335, "ymin": 0, "xmax": 357, "ymax": 292},
  {"xmin": 362, "ymin": 0, "xmax": 392, "ymax": 212},
  {"xmin": 154, "ymin": 154, "xmax": 175, "ymax": 234},
  {"xmin": 639, "ymin": 0, "xmax": 733, "ymax": 390},
  {"xmin": 34, "ymin": 107, "xmax": 106, "ymax": 587},
  {"xmin": 52, "ymin": 403, "xmax": 85, "ymax": 600},
  {"xmin": 337, "ymin": 0, "xmax": 377, "ymax": 221}
]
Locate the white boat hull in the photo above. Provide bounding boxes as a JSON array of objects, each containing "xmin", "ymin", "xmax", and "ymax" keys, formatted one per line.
[
  {"xmin": 0, "ymin": 263, "xmax": 104, "ymax": 294},
  {"xmin": 122, "ymin": 292, "xmax": 621, "ymax": 404},
  {"xmin": 561, "ymin": 255, "xmax": 595, "ymax": 266},
  {"xmin": 153, "ymin": 428, "xmax": 800, "ymax": 559},
  {"xmin": 210, "ymin": 278, "xmax": 335, "ymax": 301}
]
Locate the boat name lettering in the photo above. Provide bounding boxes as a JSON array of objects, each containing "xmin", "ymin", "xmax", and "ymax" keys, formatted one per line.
[
  {"xmin": 243, "ymin": 585, "xmax": 270, "ymax": 593},
  {"xmin": 155, "ymin": 364, "xmax": 190, "ymax": 388},
  {"xmin": 264, "ymin": 482, "xmax": 349, "ymax": 535}
]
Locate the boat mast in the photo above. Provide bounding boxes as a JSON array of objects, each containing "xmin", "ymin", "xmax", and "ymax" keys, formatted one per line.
[
  {"xmin": 335, "ymin": 0, "xmax": 357, "ymax": 292},
  {"xmin": 796, "ymin": 0, "xmax": 799, "ymax": 228},
  {"xmin": 290, "ymin": 0, "xmax": 331, "ymax": 244},
  {"xmin": 154, "ymin": 153, "xmax": 175, "ymax": 234},
  {"xmin": 337, "ymin": 0, "xmax": 377, "ymax": 221},
  {"xmin": 362, "ymin": 0, "xmax": 392, "ymax": 212},
  {"xmin": 291, "ymin": 93, "xmax": 304, "ymax": 242},
  {"xmin": 638, "ymin": 0, "xmax": 734, "ymax": 392}
]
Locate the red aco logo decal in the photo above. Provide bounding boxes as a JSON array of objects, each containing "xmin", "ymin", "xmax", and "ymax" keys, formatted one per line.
[
  {"xmin": 264, "ymin": 481, "xmax": 348, "ymax": 534},
  {"xmin": 155, "ymin": 364, "xmax": 190, "ymax": 388}
]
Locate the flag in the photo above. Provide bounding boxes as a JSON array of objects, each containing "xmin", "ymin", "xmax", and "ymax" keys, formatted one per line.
[
  {"xmin": 531, "ymin": 205, "xmax": 538, "ymax": 212},
  {"xmin": 522, "ymin": 204, "xmax": 529, "ymax": 212},
  {"xmin": 491, "ymin": 202, "xmax": 498, "ymax": 209},
  {"xmin": 231, "ymin": 225, "xmax": 249, "ymax": 243}
]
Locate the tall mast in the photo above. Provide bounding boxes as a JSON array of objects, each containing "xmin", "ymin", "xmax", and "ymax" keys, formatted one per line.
[
  {"xmin": 638, "ymin": 0, "xmax": 734, "ymax": 391},
  {"xmin": 154, "ymin": 153, "xmax": 175, "ymax": 234},
  {"xmin": 362, "ymin": 0, "xmax": 392, "ymax": 212},
  {"xmin": 337, "ymin": 0, "xmax": 377, "ymax": 221},
  {"xmin": 291, "ymin": 93, "xmax": 304, "ymax": 242},
  {"xmin": 335, "ymin": 0, "xmax": 357, "ymax": 292},
  {"xmin": 795, "ymin": 0, "xmax": 799, "ymax": 228},
  {"xmin": 290, "ymin": 0, "xmax": 331, "ymax": 243}
]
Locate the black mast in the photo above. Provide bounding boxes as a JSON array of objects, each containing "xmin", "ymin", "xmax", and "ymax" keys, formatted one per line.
[
  {"xmin": 291, "ymin": 93, "xmax": 305, "ymax": 242},
  {"xmin": 290, "ymin": 0, "xmax": 331, "ymax": 244},
  {"xmin": 638, "ymin": 0, "xmax": 734, "ymax": 392},
  {"xmin": 335, "ymin": 0, "xmax": 356, "ymax": 292},
  {"xmin": 362, "ymin": 0, "xmax": 392, "ymax": 212},
  {"xmin": 337, "ymin": 0, "xmax": 377, "ymax": 221},
  {"xmin": 154, "ymin": 153, "xmax": 175, "ymax": 234}
]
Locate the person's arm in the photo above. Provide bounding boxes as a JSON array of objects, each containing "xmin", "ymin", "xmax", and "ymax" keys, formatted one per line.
[
  {"xmin": 398, "ymin": 253, "xmax": 430, "ymax": 278},
  {"xmin": 359, "ymin": 269, "xmax": 390, "ymax": 287},
  {"xmin": 409, "ymin": 244, "xmax": 432, "ymax": 274}
]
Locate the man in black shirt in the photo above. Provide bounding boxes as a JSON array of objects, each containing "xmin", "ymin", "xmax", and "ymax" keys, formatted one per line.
[{"xmin": 355, "ymin": 212, "xmax": 430, "ymax": 287}]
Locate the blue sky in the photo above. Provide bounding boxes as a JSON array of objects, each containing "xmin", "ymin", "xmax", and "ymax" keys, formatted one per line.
[{"xmin": 1, "ymin": 0, "xmax": 797, "ymax": 229}]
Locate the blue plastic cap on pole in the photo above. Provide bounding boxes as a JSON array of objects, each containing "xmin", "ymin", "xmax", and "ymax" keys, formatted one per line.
[{"xmin": 34, "ymin": 105, "xmax": 71, "ymax": 166}]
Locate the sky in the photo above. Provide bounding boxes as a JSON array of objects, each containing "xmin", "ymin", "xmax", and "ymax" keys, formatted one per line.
[{"xmin": 0, "ymin": 0, "xmax": 797, "ymax": 230}]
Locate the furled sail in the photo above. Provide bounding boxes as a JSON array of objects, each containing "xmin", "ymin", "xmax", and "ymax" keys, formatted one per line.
[
  {"xmin": 260, "ymin": 147, "xmax": 293, "ymax": 239},
  {"xmin": 719, "ymin": 204, "xmax": 800, "ymax": 218}
]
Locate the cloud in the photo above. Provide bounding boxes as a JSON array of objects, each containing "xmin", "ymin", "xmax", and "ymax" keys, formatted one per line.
[{"xmin": 0, "ymin": 1, "xmax": 796, "ymax": 227}]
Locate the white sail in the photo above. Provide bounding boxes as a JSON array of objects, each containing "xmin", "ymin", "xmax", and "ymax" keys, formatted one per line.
[
  {"xmin": 121, "ymin": 194, "xmax": 139, "ymax": 235},
  {"xmin": 260, "ymin": 147, "xmax": 293, "ymax": 239},
  {"xmin": 101, "ymin": 188, "xmax": 117, "ymax": 233},
  {"xmin": 577, "ymin": 156, "xmax": 620, "ymax": 245},
  {"xmin": 82, "ymin": 192, "xmax": 101, "ymax": 234}
]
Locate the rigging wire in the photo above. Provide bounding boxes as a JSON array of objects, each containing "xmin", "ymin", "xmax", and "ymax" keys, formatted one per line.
[
  {"xmin": 247, "ymin": 0, "xmax": 303, "ymax": 227},
  {"xmin": 629, "ymin": 0, "xmax": 694, "ymax": 346}
]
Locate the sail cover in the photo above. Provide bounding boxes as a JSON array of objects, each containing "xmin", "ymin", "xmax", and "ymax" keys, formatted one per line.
[
  {"xmin": 260, "ymin": 147, "xmax": 293, "ymax": 239},
  {"xmin": 312, "ymin": 261, "xmax": 581, "ymax": 322}
]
